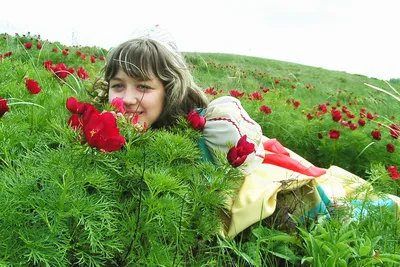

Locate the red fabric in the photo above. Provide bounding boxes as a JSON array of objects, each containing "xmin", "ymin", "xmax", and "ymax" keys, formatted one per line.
[{"xmin": 262, "ymin": 139, "xmax": 326, "ymax": 177}]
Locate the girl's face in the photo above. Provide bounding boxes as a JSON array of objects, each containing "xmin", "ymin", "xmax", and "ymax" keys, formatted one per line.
[{"xmin": 108, "ymin": 69, "xmax": 165, "ymax": 127}]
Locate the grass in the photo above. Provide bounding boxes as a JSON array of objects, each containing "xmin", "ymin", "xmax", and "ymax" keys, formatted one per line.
[{"xmin": 0, "ymin": 32, "xmax": 399, "ymax": 266}]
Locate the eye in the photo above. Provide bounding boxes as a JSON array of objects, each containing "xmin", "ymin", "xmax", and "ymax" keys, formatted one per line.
[
  {"xmin": 137, "ymin": 84, "xmax": 151, "ymax": 91},
  {"xmin": 110, "ymin": 83, "xmax": 125, "ymax": 91}
]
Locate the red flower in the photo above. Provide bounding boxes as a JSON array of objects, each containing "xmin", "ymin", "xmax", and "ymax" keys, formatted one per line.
[
  {"xmin": 229, "ymin": 90, "xmax": 244, "ymax": 98},
  {"xmin": 66, "ymin": 97, "xmax": 87, "ymax": 114},
  {"xmin": 0, "ymin": 97, "xmax": 10, "ymax": 118},
  {"xmin": 227, "ymin": 135, "xmax": 255, "ymax": 168},
  {"xmin": 260, "ymin": 105, "xmax": 272, "ymax": 114},
  {"xmin": 307, "ymin": 113, "xmax": 313, "ymax": 120},
  {"xmin": 389, "ymin": 124, "xmax": 400, "ymax": 139},
  {"xmin": 52, "ymin": 48, "xmax": 58, "ymax": 53},
  {"xmin": 187, "ymin": 110, "xmax": 206, "ymax": 130},
  {"xmin": 53, "ymin": 63, "xmax": 74, "ymax": 80},
  {"xmin": 24, "ymin": 43, "xmax": 32, "ymax": 49},
  {"xmin": 43, "ymin": 60, "xmax": 53, "ymax": 71},
  {"xmin": 62, "ymin": 50, "xmax": 69, "ymax": 56},
  {"xmin": 36, "ymin": 43, "xmax": 42, "ymax": 50},
  {"xmin": 331, "ymin": 110, "xmax": 342, "ymax": 122},
  {"xmin": 386, "ymin": 144, "xmax": 395, "ymax": 153},
  {"xmin": 328, "ymin": 129, "xmax": 340, "ymax": 139},
  {"xmin": 367, "ymin": 112, "xmax": 374, "ymax": 120},
  {"xmin": 358, "ymin": 119, "xmax": 366, "ymax": 126},
  {"xmin": 111, "ymin": 97, "xmax": 125, "ymax": 113},
  {"xmin": 291, "ymin": 100, "xmax": 300, "ymax": 108},
  {"xmin": 68, "ymin": 113, "xmax": 83, "ymax": 130},
  {"xmin": 76, "ymin": 67, "xmax": 90, "ymax": 80},
  {"xmin": 252, "ymin": 92, "xmax": 263, "ymax": 100},
  {"xmin": 371, "ymin": 130, "xmax": 381, "ymax": 140},
  {"xmin": 349, "ymin": 124, "xmax": 358, "ymax": 130},
  {"xmin": 388, "ymin": 165, "xmax": 399, "ymax": 180},
  {"xmin": 205, "ymin": 87, "xmax": 217, "ymax": 95},
  {"xmin": 81, "ymin": 105, "xmax": 126, "ymax": 152},
  {"xmin": 25, "ymin": 78, "xmax": 42, "ymax": 94}
]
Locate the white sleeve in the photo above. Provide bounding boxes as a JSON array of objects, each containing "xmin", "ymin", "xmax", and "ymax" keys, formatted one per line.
[{"xmin": 203, "ymin": 96, "xmax": 265, "ymax": 173}]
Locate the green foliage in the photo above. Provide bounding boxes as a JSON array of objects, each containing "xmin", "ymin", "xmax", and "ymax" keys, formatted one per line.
[{"xmin": 0, "ymin": 33, "xmax": 399, "ymax": 266}]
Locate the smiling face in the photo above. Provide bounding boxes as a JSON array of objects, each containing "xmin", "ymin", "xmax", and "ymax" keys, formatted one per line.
[{"xmin": 108, "ymin": 68, "xmax": 165, "ymax": 127}]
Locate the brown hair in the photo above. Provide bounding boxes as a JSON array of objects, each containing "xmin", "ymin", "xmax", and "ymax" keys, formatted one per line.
[{"xmin": 101, "ymin": 38, "xmax": 209, "ymax": 129}]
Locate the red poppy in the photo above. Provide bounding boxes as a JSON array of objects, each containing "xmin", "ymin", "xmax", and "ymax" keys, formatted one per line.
[
  {"xmin": 291, "ymin": 100, "xmax": 300, "ymax": 108},
  {"xmin": 349, "ymin": 124, "xmax": 358, "ymax": 130},
  {"xmin": 371, "ymin": 130, "xmax": 381, "ymax": 140},
  {"xmin": 388, "ymin": 165, "xmax": 399, "ymax": 180},
  {"xmin": 358, "ymin": 119, "xmax": 366, "ymax": 126},
  {"xmin": 25, "ymin": 78, "xmax": 42, "ymax": 94},
  {"xmin": 111, "ymin": 97, "xmax": 125, "ymax": 114},
  {"xmin": 367, "ymin": 113, "xmax": 374, "ymax": 120},
  {"xmin": 307, "ymin": 113, "xmax": 313, "ymax": 120},
  {"xmin": 0, "ymin": 97, "xmax": 9, "ymax": 118},
  {"xmin": 229, "ymin": 90, "xmax": 244, "ymax": 98},
  {"xmin": 36, "ymin": 43, "xmax": 42, "ymax": 50},
  {"xmin": 331, "ymin": 110, "xmax": 342, "ymax": 122},
  {"xmin": 68, "ymin": 113, "xmax": 83, "ymax": 130},
  {"xmin": 328, "ymin": 129, "xmax": 340, "ymax": 139},
  {"xmin": 252, "ymin": 92, "xmax": 263, "ymax": 100},
  {"xmin": 386, "ymin": 144, "xmax": 395, "ymax": 153},
  {"xmin": 187, "ymin": 110, "xmax": 206, "ymax": 130},
  {"xmin": 81, "ymin": 105, "xmax": 126, "ymax": 152},
  {"xmin": 24, "ymin": 43, "xmax": 32, "ymax": 49},
  {"xmin": 389, "ymin": 124, "xmax": 400, "ymax": 139},
  {"xmin": 43, "ymin": 60, "xmax": 53, "ymax": 71},
  {"xmin": 62, "ymin": 50, "xmax": 69, "ymax": 56},
  {"xmin": 52, "ymin": 48, "xmax": 58, "ymax": 53},
  {"xmin": 260, "ymin": 105, "xmax": 272, "ymax": 114},
  {"xmin": 227, "ymin": 135, "xmax": 255, "ymax": 168},
  {"xmin": 76, "ymin": 67, "xmax": 89, "ymax": 80},
  {"xmin": 66, "ymin": 97, "xmax": 87, "ymax": 114},
  {"xmin": 53, "ymin": 63, "xmax": 74, "ymax": 80}
]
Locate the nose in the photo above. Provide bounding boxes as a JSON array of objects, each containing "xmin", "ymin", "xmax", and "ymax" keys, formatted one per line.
[{"xmin": 122, "ymin": 87, "xmax": 139, "ymax": 106}]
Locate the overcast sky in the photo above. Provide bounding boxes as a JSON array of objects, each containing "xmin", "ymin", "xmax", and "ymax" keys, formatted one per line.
[{"xmin": 1, "ymin": 0, "xmax": 398, "ymax": 80}]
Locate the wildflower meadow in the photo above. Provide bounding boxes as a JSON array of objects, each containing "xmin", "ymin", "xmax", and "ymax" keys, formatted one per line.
[{"xmin": 0, "ymin": 32, "xmax": 399, "ymax": 266}]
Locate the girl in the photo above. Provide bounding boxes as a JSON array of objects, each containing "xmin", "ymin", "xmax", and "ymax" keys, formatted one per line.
[{"xmin": 97, "ymin": 35, "xmax": 400, "ymax": 238}]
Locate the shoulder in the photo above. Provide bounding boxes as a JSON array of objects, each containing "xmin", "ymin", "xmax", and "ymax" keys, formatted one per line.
[
  {"xmin": 203, "ymin": 96, "xmax": 262, "ymax": 146},
  {"xmin": 202, "ymin": 96, "xmax": 265, "ymax": 172}
]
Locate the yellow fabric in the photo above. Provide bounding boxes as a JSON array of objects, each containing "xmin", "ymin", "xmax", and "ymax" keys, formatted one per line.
[{"xmin": 202, "ymin": 96, "xmax": 400, "ymax": 238}]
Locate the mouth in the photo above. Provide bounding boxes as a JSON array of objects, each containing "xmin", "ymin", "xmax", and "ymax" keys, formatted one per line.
[{"xmin": 124, "ymin": 112, "xmax": 143, "ymax": 121}]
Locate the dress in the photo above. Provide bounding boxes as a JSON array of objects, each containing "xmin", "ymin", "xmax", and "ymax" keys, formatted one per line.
[{"xmin": 199, "ymin": 96, "xmax": 400, "ymax": 238}]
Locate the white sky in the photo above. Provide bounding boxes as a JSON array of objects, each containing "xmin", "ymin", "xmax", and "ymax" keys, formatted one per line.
[{"xmin": 1, "ymin": 0, "xmax": 398, "ymax": 80}]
